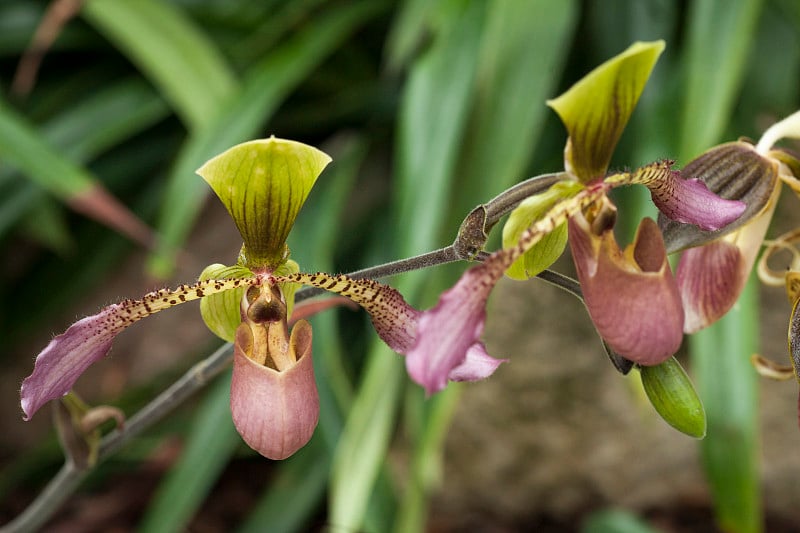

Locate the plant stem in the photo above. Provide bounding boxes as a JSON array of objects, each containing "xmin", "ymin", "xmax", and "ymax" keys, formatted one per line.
[{"xmin": 483, "ymin": 172, "xmax": 564, "ymax": 230}]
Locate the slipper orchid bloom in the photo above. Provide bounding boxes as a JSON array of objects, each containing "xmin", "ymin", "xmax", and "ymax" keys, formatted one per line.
[
  {"xmin": 661, "ymin": 111, "xmax": 800, "ymax": 333},
  {"xmin": 21, "ymin": 138, "xmax": 491, "ymax": 459},
  {"xmin": 408, "ymin": 41, "xmax": 745, "ymax": 394}
]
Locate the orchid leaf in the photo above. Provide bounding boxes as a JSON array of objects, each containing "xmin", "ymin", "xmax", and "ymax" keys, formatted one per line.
[
  {"xmin": 82, "ymin": 0, "xmax": 237, "ymax": 131},
  {"xmin": 640, "ymin": 357, "xmax": 706, "ymax": 438},
  {"xmin": 502, "ymin": 180, "xmax": 582, "ymax": 280},
  {"xmin": 197, "ymin": 138, "xmax": 331, "ymax": 270},
  {"xmin": 148, "ymin": 2, "xmax": 382, "ymax": 278},
  {"xmin": 0, "ymin": 99, "xmax": 154, "ymax": 247},
  {"xmin": 547, "ymin": 40, "xmax": 664, "ymax": 181},
  {"xmin": 139, "ymin": 373, "xmax": 240, "ymax": 533}
]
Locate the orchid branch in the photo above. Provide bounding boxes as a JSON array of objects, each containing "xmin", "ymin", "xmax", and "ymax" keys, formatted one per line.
[{"xmin": 6, "ymin": 172, "xmax": 564, "ymax": 532}]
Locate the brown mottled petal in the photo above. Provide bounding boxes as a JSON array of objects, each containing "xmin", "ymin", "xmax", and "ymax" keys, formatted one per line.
[
  {"xmin": 660, "ymin": 142, "xmax": 780, "ymax": 253},
  {"xmin": 790, "ymin": 298, "xmax": 800, "ymax": 430},
  {"xmin": 230, "ymin": 320, "xmax": 318, "ymax": 460},
  {"xmin": 20, "ymin": 277, "xmax": 259, "ymax": 420},
  {"xmin": 569, "ymin": 214, "xmax": 683, "ymax": 365}
]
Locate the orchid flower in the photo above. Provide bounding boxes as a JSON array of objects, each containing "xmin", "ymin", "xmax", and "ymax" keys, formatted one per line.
[
  {"xmin": 408, "ymin": 41, "xmax": 745, "ymax": 396},
  {"xmin": 21, "ymin": 138, "xmax": 495, "ymax": 460},
  {"xmin": 693, "ymin": 111, "xmax": 800, "ymax": 426},
  {"xmin": 656, "ymin": 109, "xmax": 800, "ymax": 428},
  {"xmin": 660, "ymin": 111, "xmax": 800, "ymax": 333}
]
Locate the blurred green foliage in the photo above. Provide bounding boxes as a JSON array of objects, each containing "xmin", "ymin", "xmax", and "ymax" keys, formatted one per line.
[{"xmin": 2, "ymin": 1, "xmax": 798, "ymax": 531}]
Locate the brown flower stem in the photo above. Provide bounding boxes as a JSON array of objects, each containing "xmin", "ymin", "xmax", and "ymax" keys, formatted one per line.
[{"xmin": 482, "ymin": 172, "xmax": 565, "ymax": 230}]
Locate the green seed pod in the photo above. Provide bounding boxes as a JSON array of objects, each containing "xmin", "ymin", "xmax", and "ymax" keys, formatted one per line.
[{"xmin": 640, "ymin": 357, "xmax": 707, "ymax": 438}]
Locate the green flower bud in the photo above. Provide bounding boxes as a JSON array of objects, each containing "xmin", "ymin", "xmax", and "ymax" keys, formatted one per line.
[{"xmin": 640, "ymin": 357, "xmax": 706, "ymax": 438}]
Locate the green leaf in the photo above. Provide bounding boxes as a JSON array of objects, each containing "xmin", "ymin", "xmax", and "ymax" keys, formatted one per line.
[
  {"xmin": 502, "ymin": 180, "xmax": 582, "ymax": 280},
  {"xmin": 238, "ymin": 434, "xmax": 329, "ymax": 533},
  {"xmin": 395, "ymin": 0, "xmax": 484, "ymax": 255},
  {"xmin": 41, "ymin": 78, "xmax": 169, "ymax": 162},
  {"xmin": 640, "ymin": 357, "xmax": 706, "ymax": 439},
  {"xmin": 455, "ymin": 0, "xmax": 577, "ymax": 207},
  {"xmin": 82, "ymin": 0, "xmax": 237, "ymax": 130},
  {"xmin": 19, "ymin": 196, "xmax": 72, "ymax": 254},
  {"xmin": 197, "ymin": 138, "xmax": 331, "ymax": 269},
  {"xmin": 677, "ymin": 4, "xmax": 766, "ymax": 531},
  {"xmin": 330, "ymin": 341, "xmax": 403, "ymax": 532},
  {"xmin": 678, "ymin": 0, "xmax": 764, "ymax": 161},
  {"xmin": 692, "ymin": 277, "xmax": 761, "ymax": 533},
  {"xmin": 0, "ymin": 78, "xmax": 167, "ymax": 240},
  {"xmin": 0, "ymin": 99, "xmax": 153, "ymax": 246},
  {"xmin": 547, "ymin": 41, "xmax": 664, "ymax": 181},
  {"xmin": 384, "ymin": 0, "xmax": 441, "ymax": 73},
  {"xmin": 139, "ymin": 373, "xmax": 241, "ymax": 533}
]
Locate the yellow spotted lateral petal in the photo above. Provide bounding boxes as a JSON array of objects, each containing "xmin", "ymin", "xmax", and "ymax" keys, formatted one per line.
[
  {"xmin": 20, "ymin": 276, "xmax": 260, "ymax": 420},
  {"xmin": 198, "ymin": 138, "xmax": 331, "ymax": 270},
  {"xmin": 547, "ymin": 41, "xmax": 664, "ymax": 182}
]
